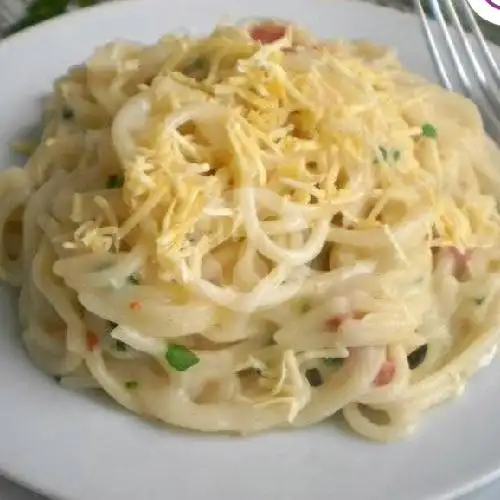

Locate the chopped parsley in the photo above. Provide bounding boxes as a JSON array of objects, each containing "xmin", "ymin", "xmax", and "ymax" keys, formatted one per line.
[
  {"xmin": 128, "ymin": 274, "xmax": 140, "ymax": 285},
  {"xmin": 297, "ymin": 299, "xmax": 311, "ymax": 314},
  {"xmin": 376, "ymin": 146, "xmax": 401, "ymax": 164},
  {"xmin": 407, "ymin": 344, "xmax": 428, "ymax": 370},
  {"xmin": 106, "ymin": 175, "xmax": 124, "ymax": 189},
  {"xmin": 165, "ymin": 344, "xmax": 200, "ymax": 372},
  {"xmin": 115, "ymin": 340, "xmax": 127, "ymax": 352},
  {"xmin": 305, "ymin": 368, "xmax": 323, "ymax": 387},
  {"xmin": 474, "ymin": 297, "xmax": 486, "ymax": 306},
  {"xmin": 62, "ymin": 107, "xmax": 74, "ymax": 120},
  {"xmin": 53, "ymin": 375, "xmax": 62, "ymax": 383},
  {"xmin": 421, "ymin": 123, "xmax": 437, "ymax": 139},
  {"xmin": 125, "ymin": 381, "xmax": 138, "ymax": 389},
  {"xmin": 181, "ymin": 57, "xmax": 209, "ymax": 80},
  {"xmin": 379, "ymin": 146, "xmax": 388, "ymax": 161},
  {"xmin": 323, "ymin": 357, "xmax": 344, "ymax": 367}
]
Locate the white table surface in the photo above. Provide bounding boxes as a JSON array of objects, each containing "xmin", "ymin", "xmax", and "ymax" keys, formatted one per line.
[{"xmin": 0, "ymin": 473, "xmax": 499, "ymax": 500}]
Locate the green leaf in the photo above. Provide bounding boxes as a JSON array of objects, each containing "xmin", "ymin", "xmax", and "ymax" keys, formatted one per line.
[
  {"xmin": 474, "ymin": 297, "xmax": 485, "ymax": 305},
  {"xmin": 421, "ymin": 123, "xmax": 437, "ymax": 139},
  {"xmin": 106, "ymin": 175, "xmax": 124, "ymax": 189},
  {"xmin": 125, "ymin": 380, "xmax": 138, "ymax": 389},
  {"xmin": 392, "ymin": 150, "xmax": 401, "ymax": 162},
  {"xmin": 165, "ymin": 344, "xmax": 200, "ymax": 372},
  {"xmin": 115, "ymin": 340, "xmax": 127, "ymax": 352},
  {"xmin": 53, "ymin": 375, "xmax": 62, "ymax": 383}
]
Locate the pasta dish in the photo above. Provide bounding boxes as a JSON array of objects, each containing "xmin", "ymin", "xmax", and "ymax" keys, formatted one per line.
[{"xmin": 1, "ymin": 20, "xmax": 500, "ymax": 441}]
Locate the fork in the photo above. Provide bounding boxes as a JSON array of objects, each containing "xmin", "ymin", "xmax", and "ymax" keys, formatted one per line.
[
  {"xmin": 414, "ymin": 0, "xmax": 500, "ymax": 135},
  {"xmin": 0, "ymin": 1, "xmax": 26, "ymax": 38}
]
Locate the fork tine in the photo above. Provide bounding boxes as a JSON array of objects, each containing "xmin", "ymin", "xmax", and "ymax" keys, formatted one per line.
[
  {"xmin": 460, "ymin": 0, "xmax": 500, "ymax": 88},
  {"xmin": 413, "ymin": 0, "xmax": 453, "ymax": 89},
  {"xmin": 427, "ymin": 0, "xmax": 474, "ymax": 94},
  {"xmin": 441, "ymin": 0, "xmax": 500, "ymax": 116},
  {"xmin": 418, "ymin": 0, "xmax": 500, "ymax": 137}
]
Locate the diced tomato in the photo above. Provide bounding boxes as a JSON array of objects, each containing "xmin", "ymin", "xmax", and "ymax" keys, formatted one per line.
[
  {"xmin": 249, "ymin": 23, "xmax": 287, "ymax": 44},
  {"xmin": 86, "ymin": 331, "xmax": 99, "ymax": 351},
  {"xmin": 373, "ymin": 360, "xmax": 396, "ymax": 387},
  {"xmin": 325, "ymin": 312, "xmax": 366, "ymax": 331},
  {"xmin": 129, "ymin": 300, "xmax": 142, "ymax": 311},
  {"xmin": 325, "ymin": 314, "xmax": 348, "ymax": 331}
]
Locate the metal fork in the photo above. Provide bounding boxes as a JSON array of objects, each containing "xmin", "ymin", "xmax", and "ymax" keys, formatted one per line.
[
  {"xmin": 0, "ymin": 2, "xmax": 26, "ymax": 38},
  {"xmin": 414, "ymin": 0, "xmax": 500, "ymax": 135}
]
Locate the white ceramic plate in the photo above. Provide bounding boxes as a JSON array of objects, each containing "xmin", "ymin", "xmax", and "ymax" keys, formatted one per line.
[{"xmin": 1, "ymin": 1, "xmax": 500, "ymax": 499}]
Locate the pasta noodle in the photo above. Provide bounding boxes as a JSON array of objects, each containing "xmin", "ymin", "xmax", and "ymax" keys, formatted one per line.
[{"xmin": 2, "ymin": 20, "xmax": 500, "ymax": 440}]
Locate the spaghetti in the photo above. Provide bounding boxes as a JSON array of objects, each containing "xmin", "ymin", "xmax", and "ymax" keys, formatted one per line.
[{"xmin": 1, "ymin": 21, "xmax": 500, "ymax": 440}]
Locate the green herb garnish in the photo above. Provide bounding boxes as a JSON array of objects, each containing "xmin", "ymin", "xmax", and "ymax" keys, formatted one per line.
[
  {"xmin": 115, "ymin": 340, "xmax": 127, "ymax": 352},
  {"xmin": 182, "ymin": 57, "xmax": 209, "ymax": 80},
  {"xmin": 165, "ymin": 344, "xmax": 200, "ymax": 372},
  {"xmin": 53, "ymin": 375, "xmax": 62, "ymax": 383},
  {"xmin": 125, "ymin": 380, "xmax": 138, "ymax": 389},
  {"xmin": 376, "ymin": 147, "xmax": 401, "ymax": 164},
  {"xmin": 323, "ymin": 357, "xmax": 344, "ymax": 367},
  {"xmin": 474, "ymin": 297, "xmax": 486, "ymax": 305},
  {"xmin": 62, "ymin": 107, "xmax": 74, "ymax": 120},
  {"xmin": 421, "ymin": 123, "xmax": 437, "ymax": 139},
  {"xmin": 128, "ymin": 274, "xmax": 140, "ymax": 285},
  {"xmin": 106, "ymin": 175, "xmax": 124, "ymax": 189}
]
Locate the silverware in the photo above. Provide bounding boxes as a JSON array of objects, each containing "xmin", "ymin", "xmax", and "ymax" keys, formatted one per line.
[
  {"xmin": 414, "ymin": 0, "xmax": 500, "ymax": 135},
  {"xmin": 0, "ymin": 1, "xmax": 26, "ymax": 38}
]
